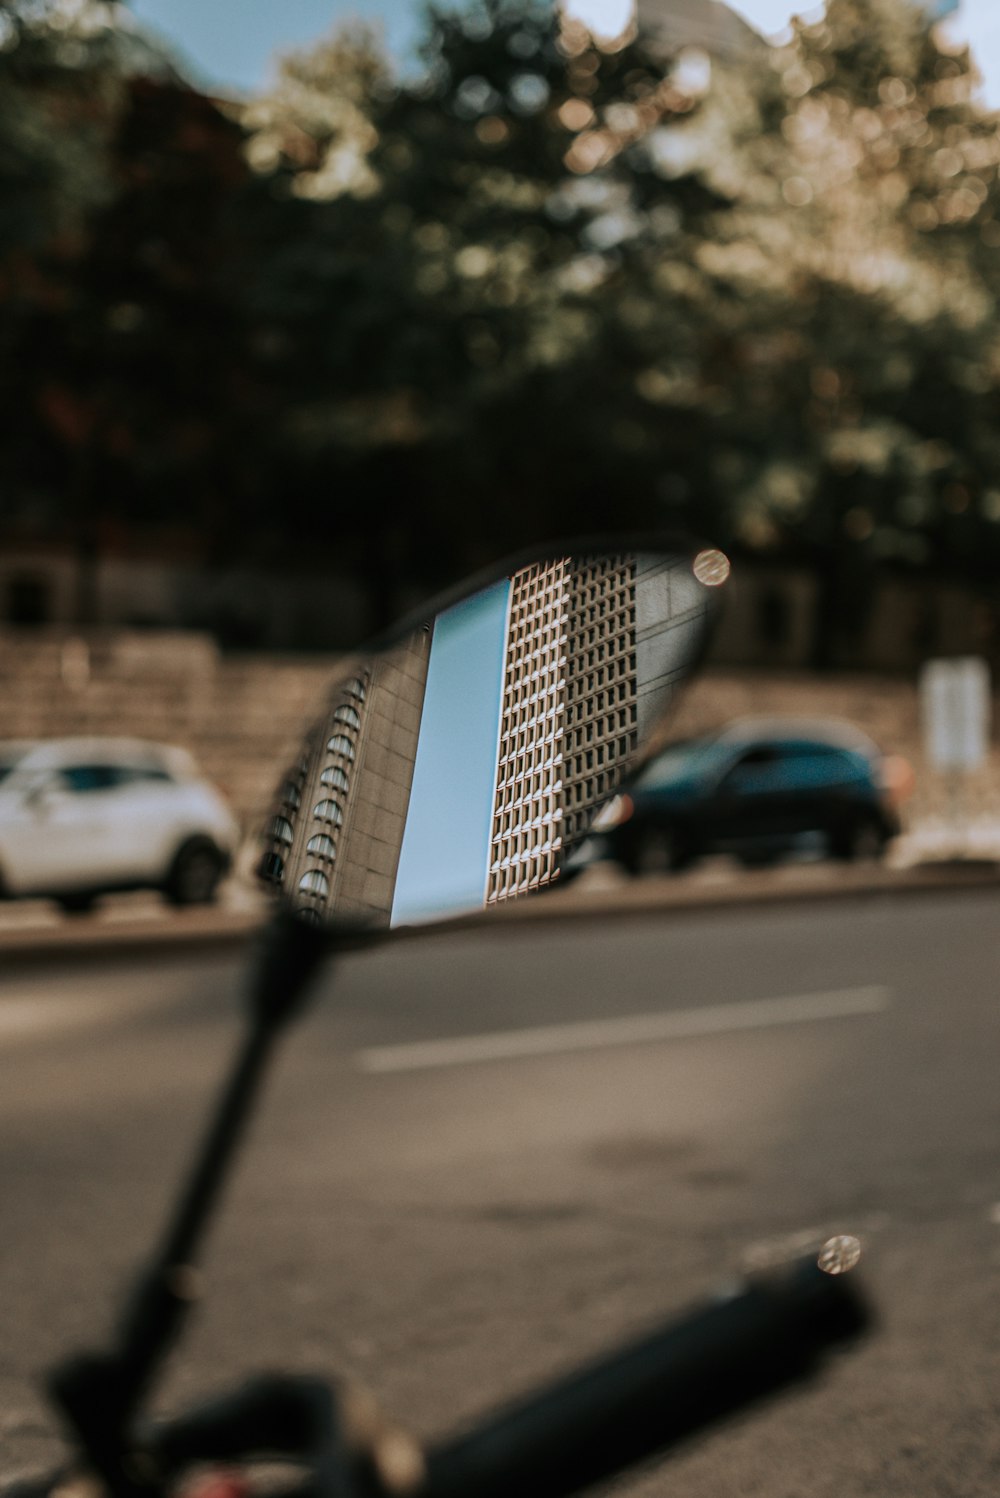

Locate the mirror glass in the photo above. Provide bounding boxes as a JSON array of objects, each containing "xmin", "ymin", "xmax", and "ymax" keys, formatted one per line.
[{"xmin": 258, "ymin": 547, "xmax": 728, "ymax": 930}]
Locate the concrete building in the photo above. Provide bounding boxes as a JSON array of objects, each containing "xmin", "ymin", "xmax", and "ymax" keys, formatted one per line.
[
  {"xmin": 486, "ymin": 553, "xmax": 709, "ymax": 904},
  {"xmin": 261, "ymin": 628, "xmax": 431, "ymax": 925}
]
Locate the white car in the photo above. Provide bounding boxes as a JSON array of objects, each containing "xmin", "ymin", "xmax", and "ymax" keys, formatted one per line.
[{"xmin": 0, "ymin": 738, "xmax": 239, "ymax": 913}]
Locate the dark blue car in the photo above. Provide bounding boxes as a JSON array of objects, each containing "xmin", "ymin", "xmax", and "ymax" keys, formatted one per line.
[{"xmin": 568, "ymin": 718, "xmax": 904, "ymax": 876}]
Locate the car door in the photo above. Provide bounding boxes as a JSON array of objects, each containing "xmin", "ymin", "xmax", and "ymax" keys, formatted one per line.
[
  {"xmin": 706, "ymin": 744, "xmax": 795, "ymax": 851},
  {"xmin": 103, "ymin": 762, "xmax": 187, "ymax": 880},
  {"xmin": 779, "ymin": 744, "xmax": 871, "ymax": 838},
  {"xmin": 0, "ymin": 764, "xmax": 126, "ymax": 893}
]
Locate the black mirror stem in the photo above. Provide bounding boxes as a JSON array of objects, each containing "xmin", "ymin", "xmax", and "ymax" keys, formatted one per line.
[{"xmin": 47, "ymin": 909, "xmax": 335, "ymax": 1496}]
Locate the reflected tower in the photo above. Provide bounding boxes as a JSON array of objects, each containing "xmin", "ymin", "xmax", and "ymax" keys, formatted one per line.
[
  {"xmin": 486, "ymin": 554, "xmax": 707, "ymax": 903},
  {"xmin": 261, "ymin": 630, "xmax": 431, "ymax": 925}
]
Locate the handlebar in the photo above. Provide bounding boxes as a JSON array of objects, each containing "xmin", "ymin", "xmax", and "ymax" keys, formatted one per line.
[
  {"xmin": 419, "ymin": 1254, "xmax": 870, "ymax": 1498},
  {"xmin": 4, "ymin": 1254, "xmax": 870, "ymax": 1498}
]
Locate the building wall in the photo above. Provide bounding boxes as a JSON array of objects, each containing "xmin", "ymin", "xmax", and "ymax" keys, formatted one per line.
[
  {"xmin": 488, "ymin": 559, "xmax": 571, "ymax": 901},
  {"xmin": 487, "ymin": 552, "xmax": 713, "ymax": 903},
  {"xmin": 261, "ymin": 629, "xmax": 431, "ymax": 926},
  {"xmin": 331, "ymin": 632, "xmax": 431, "ymax": 922},
  {"xmin": 560, "ymin": 555, "xmax": 640, "ymax": 851},
  {"xmin": 634, "ymin": 553, "xmax": 710, "ymax": 739}
]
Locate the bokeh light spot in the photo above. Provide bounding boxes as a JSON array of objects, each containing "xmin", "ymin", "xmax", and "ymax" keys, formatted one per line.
[
  {"xmin": 693, "ymin": 549, "xmax": 731, "ymax": 587},
  {"xmin": 818, "ymin": 1235, "xmax": 862, "ymax": 1276}
]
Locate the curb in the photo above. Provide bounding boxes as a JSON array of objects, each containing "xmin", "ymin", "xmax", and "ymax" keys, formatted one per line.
[
  {"xmin": 391, "ymin": 858, "xmax": 1000, "ymax": 941},
  {"xmin": 0, "ymin": 908, "xmax": 263, "ymax": 968},
  {"xmin": 1, "ymin": 860, "xmax": 998, "ymax": 966}
]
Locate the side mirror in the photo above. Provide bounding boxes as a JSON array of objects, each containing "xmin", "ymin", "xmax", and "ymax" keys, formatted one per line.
[{"xmin": 258, "ymin": 540, "xmax": 730, "ymax": 934}]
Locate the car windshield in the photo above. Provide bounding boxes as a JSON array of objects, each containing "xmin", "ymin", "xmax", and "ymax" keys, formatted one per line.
[{"xmin": 633, "ymin": 738, "xmax": 733, "ymax": 788}]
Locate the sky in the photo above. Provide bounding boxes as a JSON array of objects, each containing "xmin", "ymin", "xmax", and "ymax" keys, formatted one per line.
[
  {"xmin": 391, "ymin": 579, "xmax": 509, "ymax": 926},
  {"xmin": 128, "ymin": 0, "xmax": 1000, "ymax": 105}
]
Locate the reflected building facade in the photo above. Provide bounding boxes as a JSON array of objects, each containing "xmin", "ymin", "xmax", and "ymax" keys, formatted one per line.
[
  {"xmin": 261, "ymin": 553, "xmax": 708, "ymax": 923},
  {"xmin": 486, "ymin": 554, "xmax": 707, "ymax": 904},
  {"xmin": 261, "ymin": 629, "xmax": 431, "ymax": 925}
]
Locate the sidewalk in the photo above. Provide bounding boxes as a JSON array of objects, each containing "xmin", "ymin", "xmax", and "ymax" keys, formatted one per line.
[
  {"xmin": 0, "ymin": 884, "xmax": 264, "ymax": 964},
  {"xmin": 0, "ymin": 824, "xmax": 997, "ymax": 965},
  {"xmin": 892, "ymin": 813, "xmax": 1000, "ymax": 867}
]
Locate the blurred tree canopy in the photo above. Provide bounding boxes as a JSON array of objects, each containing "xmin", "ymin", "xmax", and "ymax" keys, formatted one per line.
[
  {"xmin": 234, "ymin": 0, "xmax": 739, "ymax": 621},
  {"xmin": 2, "ymin": 0, "xmax": 1000, "ymax": 648}
]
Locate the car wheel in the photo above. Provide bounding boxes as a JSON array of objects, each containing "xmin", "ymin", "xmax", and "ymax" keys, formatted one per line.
[
  {"xmin": 831, "ymin": 817, "xmax": 887, "ymax": 863},
  {"xmin": 165, "ymin": 839, "xmax": 224, "ymax": 907},
  {"xmin": 57, "ymin": 892, "xmax": 97, "ymax": 916},
  {"xmin": 632, "ymin": 827, "xmax": 688, "ymax": 877}
]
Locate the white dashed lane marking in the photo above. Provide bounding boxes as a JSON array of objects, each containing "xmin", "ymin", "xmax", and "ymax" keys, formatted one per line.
[{"xmin": 356, "ymin": 986, "xmax": 891, "ymax": 1074}]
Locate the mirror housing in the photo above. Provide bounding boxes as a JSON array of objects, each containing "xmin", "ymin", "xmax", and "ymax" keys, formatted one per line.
[{"xmin": 258, "ymin": 538, "xmax": 730, "ymax": 937}]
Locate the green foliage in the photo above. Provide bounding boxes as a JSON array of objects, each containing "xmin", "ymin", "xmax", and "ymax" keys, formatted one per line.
[
  {"xmin": 0, "ymin": 6, "xmax": 121, "ymax": 258},
  {"xmin": 235, "ymin": 0, "xmax": 741, "ymax": 603},
  {"xmin": 0, "ymin": 0, "xmax": 264, "ymax": 606},
  {"xmin": 3, "ymin": 0, "xmax": 1000, "ymax": 647},
  {"xmin": 714, "ymin": 0, "xmax": 1000, "ymax": 602}
]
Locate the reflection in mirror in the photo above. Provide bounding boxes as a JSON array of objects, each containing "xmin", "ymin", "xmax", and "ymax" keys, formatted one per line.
[{"xmin": 259, "ymin": 549, "xmax": 727, "ymax": 930}]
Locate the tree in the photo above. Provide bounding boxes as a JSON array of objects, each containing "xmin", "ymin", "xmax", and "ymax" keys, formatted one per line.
[
  {"xmin": 6, "ymin": 0, "xmax": 1000, "ymax": 656},
  {"xmin": 685, "ymin": 0, "xmax": 1000, "ymax": 660},
  {"xmin": 0, "ymin": 0, "xmax": 281, "ymax": 624},
  {"xmin": 237, "ymin": 0, "xmax": 742, "ymax": 624}
]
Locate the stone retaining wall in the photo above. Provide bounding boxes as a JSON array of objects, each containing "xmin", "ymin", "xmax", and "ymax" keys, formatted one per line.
[
  {"xmin": 0, "ymin": 630, "xmax": 339, "ymax": 834},
  {"xmin": 0, "ymin": 631, "xmax": 996, "ymax": 836}
]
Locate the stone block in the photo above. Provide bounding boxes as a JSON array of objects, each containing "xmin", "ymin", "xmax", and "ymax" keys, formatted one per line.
[
  {"xmin": 366, "ymin": 834, "xmax": 403, "ymax": 878},
  {"xmin": 361, "ymin": 870, "xmax": 394, "ymax": 909},
  {"xmin": 373, "ymin": 804, "xmax": 407, "ymax": 848},
  {"xmin": 344, "ymin": 796, "xmax": 380, "ymax": 841}
]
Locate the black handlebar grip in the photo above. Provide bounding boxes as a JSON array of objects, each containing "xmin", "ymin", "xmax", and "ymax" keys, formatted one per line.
[{"xmin": 419, "ymin": 1254, "xmax": 871, "ymax": 1498}]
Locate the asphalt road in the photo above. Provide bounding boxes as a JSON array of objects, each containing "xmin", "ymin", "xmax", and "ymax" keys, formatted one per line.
[{"xmin": 1, "ymin": 890, "xmax": 999, "ymax": 1496}]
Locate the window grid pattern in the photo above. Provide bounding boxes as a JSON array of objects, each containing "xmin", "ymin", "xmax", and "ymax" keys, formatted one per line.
[
  {"xmin": 561, "ymin": 555, "xmax": 639, "ymax": 844},
  {"xmin": 487, "ymin": 559, "xmax": 570, "ymax": 903},
  {"xmin": 487, "ymin": 555, "xmax": 639, "ymax": 905},
  {"xmin": 259, "ymin": 673, "xmax": 369, "ymax": 914}
]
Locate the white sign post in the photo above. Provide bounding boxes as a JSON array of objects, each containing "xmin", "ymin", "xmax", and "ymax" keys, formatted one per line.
[{"xmin": 919, "ymin": 657, "xmax": 992, "ymax": 838}]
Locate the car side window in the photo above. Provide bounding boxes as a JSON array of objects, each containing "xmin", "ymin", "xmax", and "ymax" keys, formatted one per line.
[
  {"xmin": 59, "ymin": 765, "xmax": 124, "ymax": 793},
  {"xmin": 778, "ymin": 745, "xmax": 864, "ymax": 789},
  {"xmin": 720, "ymin": 746, "xmax": 781, "ymax": 790}
]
